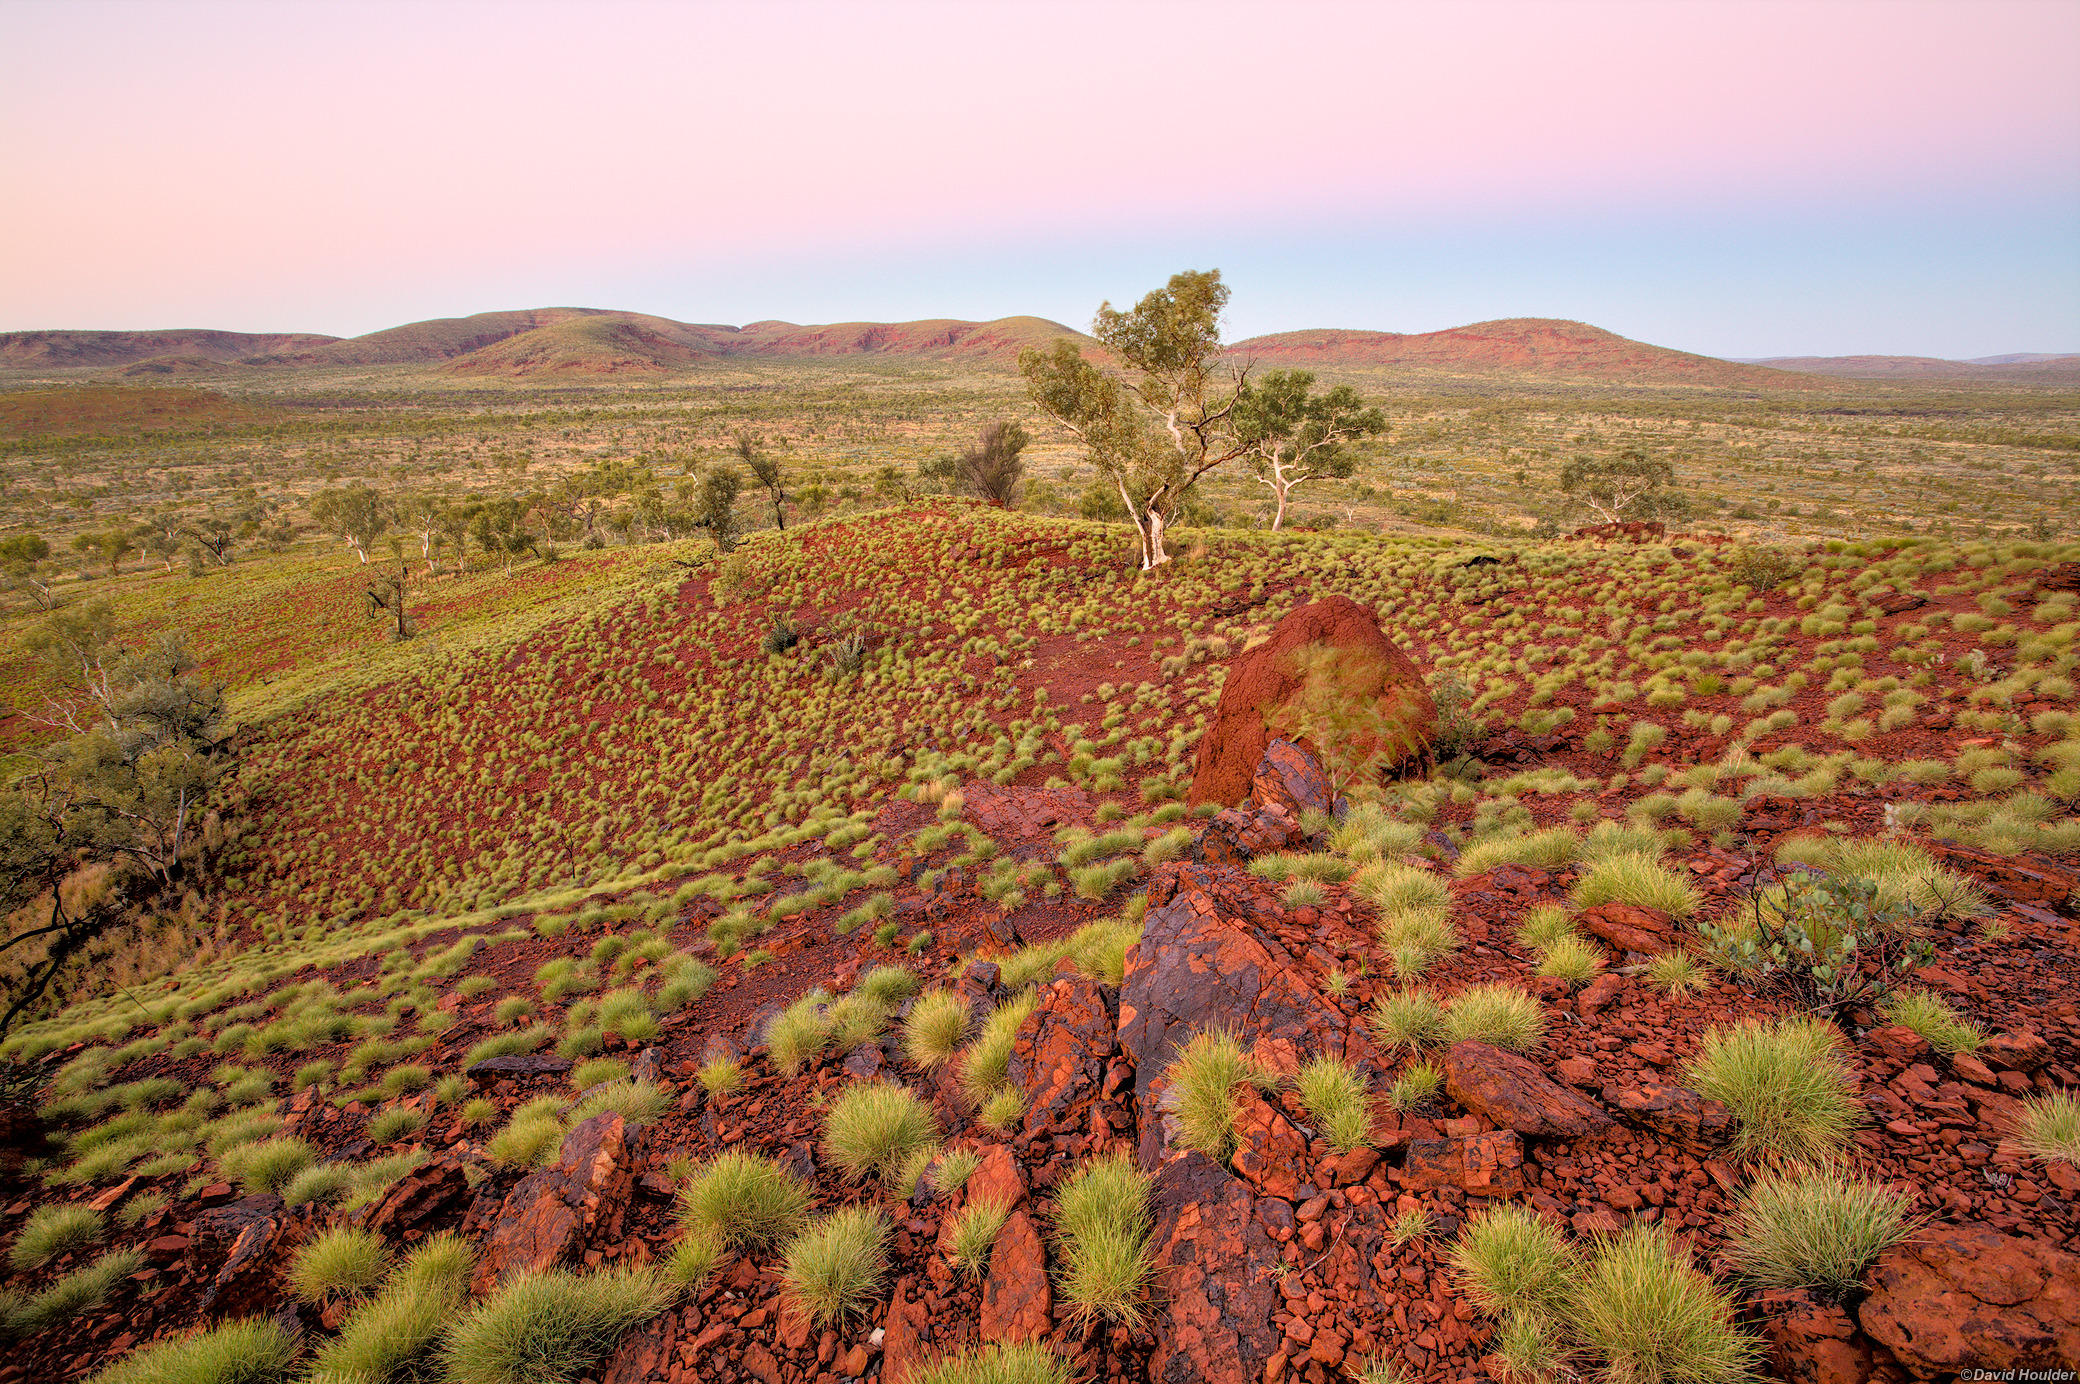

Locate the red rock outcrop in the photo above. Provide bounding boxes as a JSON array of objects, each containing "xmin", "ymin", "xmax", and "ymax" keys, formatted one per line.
[
  {"xmin": 1858, "ymin": 1221, "xmax": 2080, "ymax": 1378},
  {"xmin": 1118, "ymin": 880, "xmax": 1384, "ymax": 1168},
  {"xmin": 471, "ymin": 1112, "xmax": 636, "ymax": 1295},
  {"xmin": 1190, "ymin": 596, "xmax": 1432, "ymax": 808},
  {"xmin": 1148, "ymin": 1153, "xmax": 1282, "ymax": 1384},
  {"xmin": 1443, "ymin": 1041, "xmax": 1614, "ymax": 1139}
]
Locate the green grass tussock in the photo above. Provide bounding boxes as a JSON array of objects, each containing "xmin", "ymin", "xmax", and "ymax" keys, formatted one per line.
[
  {"xmin": 1571, "ymin": 1223, "xmax": 1760, "ymax": 1384},
  {"xmin": 677, "ymin": 1150, "xmax": 812, "ymax": 1258},
  {"xmin": 1443, "ymin": 984, "xmax": 1545, "ymax": 1052},
  {"xmin": 1684, "ymin": 1016, "xmax": 1859, "ymax": 1165},
  {"xmin": 288, "ymin": 1225, "xmax": 389, "ymax": 1304},
  {"xmin": 9, "ymin": 1203, "xmax": 103, "ymax": 1271},
  {"xmin": 1724, "ymin": 1169, "xmax": 1917, "ymax": 1298},
  {"xmin": 438, "ymin": 1266, "xmax": 673, "ymax": 1384},
  {"xmin": 87, "ymin": 1316, "xmax": 299, "ymax": 1384},
  {"xmin": 1052, "ymin": 1152, "xmax": 1154, "ymax": 1324},
  {"xmin": 782, "ymin": 1205, "xmax": 889, "ymax": 1328},
  {"xmin": 823, "ymin": 1083, "xmax": 939, "ymax": 1186}
]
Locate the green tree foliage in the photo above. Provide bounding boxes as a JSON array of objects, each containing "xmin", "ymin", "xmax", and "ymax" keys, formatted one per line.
[
  {"xmin": 1558, "ymin": 448, "xmax": 1688, "ymax": 525},
  {"xmin": 1232, "ymin": 370, "xmax": 1385, "ymax": 530},
  {"xmin": 70, "ymin": 530, "xmax": 135, "ymax": 578},
  {"xmin": 699, "ymin": 468, "xmax": 744, "ymax": 554},
  {"xmin": 0, "ymin": 533, "xmax": 58, "ymax": 609},
  {"xmin": 2, "ymin": 611, "xmax": 227, "ymax": 1032},
  {"xmin": 309, "ymin": 484, "xmax": 391, "ymax": 563},
  {"xmin": 1022, "ymin": 269, "xmax": 1250, "ymax": 569},
  {"xmin": 736, "ymin": 435, "xmax": 786, "ymax": 531}
]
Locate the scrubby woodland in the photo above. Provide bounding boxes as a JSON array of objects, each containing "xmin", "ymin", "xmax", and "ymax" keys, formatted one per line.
[{"xmin": 0, "ymin": 283, "xmax": 2074, "ymax": 1384}]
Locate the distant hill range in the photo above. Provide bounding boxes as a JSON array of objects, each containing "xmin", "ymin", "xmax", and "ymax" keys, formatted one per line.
[
  {"xmin": 0, "ymin": 309, "xmax": 1086, "ymax": 378},
  {"xmin": 1743, "ymin": 352, "xmax": 2080, "ymax": 383},
  {"xmin": 2, "ymin": 307, "xmax": 2067, "ymax": 387},
  {"xmin": 1222, "ymin": 318, "xmax": 1810, "ymax": 387}
]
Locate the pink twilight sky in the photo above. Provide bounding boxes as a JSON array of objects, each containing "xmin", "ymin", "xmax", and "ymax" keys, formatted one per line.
[{"xmin": 2, "ymin": 0, "xmax": 2076, "ymax": 358}]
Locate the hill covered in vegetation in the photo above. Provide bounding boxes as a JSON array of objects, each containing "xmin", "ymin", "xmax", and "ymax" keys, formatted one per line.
[{"xmin": 0, "ymin": 498, "xmax": 2075, "ymax": 1382}]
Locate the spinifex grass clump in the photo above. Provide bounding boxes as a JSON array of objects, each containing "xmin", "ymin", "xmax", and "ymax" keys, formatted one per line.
[
  {"xmin": 87, "ymin": 1316, "xmax": 300, "ymax": 1384},
  {"xmin": 1724, "ymin": 1169, "xmax": 1916, "ymax": 1298},
  {"xmin": 1294, "ymin": 1055, "xmax": 1371, "ymax": 1152},
  {"xmin": 439, "ymin": 1266, "xmax": 673, "ymax": 1384},
  {"xmin": 1878, "ymin": 988, "xmax": 1986, "ymax": 1055},
  {"xmin": 1572, "ymin": 1223, "xmax": 1760, "ymax": 1383},
  {"xmin": 1368, "ymin": 989, "xmax": 1446, "ymax": 1051},
  {"xmin": 1166, "ymin": 1028, "xmax": 1274, "ymax": 1163},
  {"xmin": 782, "ymin": 1205, "xmax": 889, "ymax": 1328},
  {"xmin": 823, "ymin": 1083, "xmax": 938, "ymax": 1186},
  {"xmin": 676, "ymin": 1151, "xmax": 812, "ymax": 1263},
  {"xmin": 288, "ymin": 1225, "xmax": 389, "ymax": 1303},
  {"xmin": 307, "ymin": 1234, "xmax": 473, "ymax": 1384},
  {"xmin": 1052, "ymin": 1152, "xmax": 1155, "ymax": 1323},
  {"xmin": 945, "ymin": 1195, "xmax": 1015, "ymax": 1279},
  {"xmin": 910, "ymin": 1344, "xmax": 1071, "ymax": 1384},
  {"xmin": 8, "ymin": 1203, "xmax": 103, "ymax": 1271},
  {"xmin": 2012, "ymin": 1091, "xmax": 2080, "ymax": 1165},
  {"xmin": 1443, "ymin": 983, "xmax": 1545, "ymax": 1052},
  {"xmin": 1684, "ymin": 1016, "xmax": 1859, "ymax": 1165}
]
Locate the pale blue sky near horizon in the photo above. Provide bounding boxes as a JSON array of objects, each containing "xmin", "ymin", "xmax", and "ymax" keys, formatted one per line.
[{"xmin": 2, "ymin": 0, "xmax": 2075, "ymax": 360}]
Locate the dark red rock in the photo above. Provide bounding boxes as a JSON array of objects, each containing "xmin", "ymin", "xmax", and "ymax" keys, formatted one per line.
[
  {"xmin": 1230, "ymin": 1096, "xmax": 1307, "ymax": 1200},
  {"xmin": 1859, "ymin": 1221, "xmax": 2080, "ymax": 1378},
  {"xmin": 979, "ymin": 1210, "xmax": 1051, "ymax": 1343},
  {"xmin": 1577, "ymin": 973, "xmax": 1625, "ymax": 1015},
  {"xmin": 1576, "ymin": 902, "xmax": 1677, "ymax": 957},
  {"xmin": 1006, "ymin": 969, "xmax": 1117, "ymax": 1139},
  {"xmin": 1118, "ymin": 885, "xmax": 1385, "ymax": 1168},
  {"xmin": 354, "ymin": 1158, "xmax": 470, "ymax": 1235},
  {"xmin": 1599, "ymin": 1082, "xmax": 1734, "ymax": 1153},
  {"xmin": 1148, "ymin": 1153, "xmax": 1281, "ymax": 1384},
  {"xmin": 1982, "ymin": 1029, "xmax": 2050, "ymax": 1073},
  {"xmin": 466, "ymin": 1054, "xmax": 573, "ymax": 1083},
  {"xmin": 1756, "ymin": 1287, "xmax": 1883, "ymax": 1384},
  {"xmin": 471, "ymin": 1113, "xmax": 635, "ymax": 1296},
  {"xmin": 599, "ymin": 1307, "xmax": 677, "ymax": 1384},
  {"xmin": 1868, "ymin": 1025, "xmax": 1933, "ymax": 1063},
  {"xmin": 1444, "ymin": 1041, "xmax": 1614, "ymax": 1139}
]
